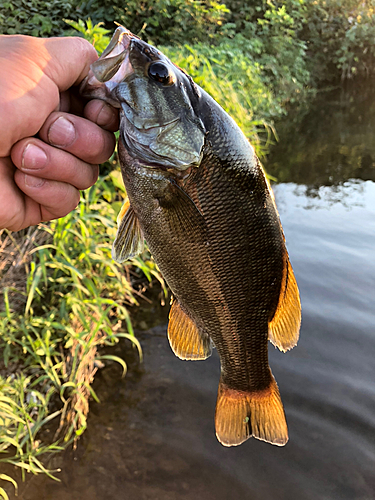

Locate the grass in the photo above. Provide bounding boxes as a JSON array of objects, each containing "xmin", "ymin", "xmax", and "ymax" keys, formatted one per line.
[{"xmin": 0, "ymin": 165, "xmax": 166, "ymax": 499}]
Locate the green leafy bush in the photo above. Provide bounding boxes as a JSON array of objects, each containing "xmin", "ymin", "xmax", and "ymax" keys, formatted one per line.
[
  {"xmin": 72, "ymin": 0, "xmax": 230, "ymax": 45},
  {"xmin": 302, "ymin": 0, "xmax": 375, "ymax": 81},
  {"xmin": 64, "ymin": 18, "xmax": 111, "ymax": 53},
  {"xmin": 0, "ymin": 0, "xmax": 75, "ymax": 37}
]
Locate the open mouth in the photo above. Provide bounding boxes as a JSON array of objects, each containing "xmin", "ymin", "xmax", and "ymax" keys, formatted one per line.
[{"xmin": 80, "ymin": 26, "xmax": 136, "ymax": 103}]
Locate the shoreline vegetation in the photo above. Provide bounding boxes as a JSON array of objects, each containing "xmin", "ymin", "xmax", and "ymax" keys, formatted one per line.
[
  {"xmin": 0, "ymin": 172, "xmax": 167, "ymax": 498},
  {"xmin": 1, "ymin": 1, "xmax": 375, "ymax": 497}
]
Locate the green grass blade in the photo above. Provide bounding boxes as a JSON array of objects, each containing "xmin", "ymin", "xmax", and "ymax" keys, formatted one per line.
[{"xmin": 98, "ymin": 355, "xmax": 127, "ymax": 378}]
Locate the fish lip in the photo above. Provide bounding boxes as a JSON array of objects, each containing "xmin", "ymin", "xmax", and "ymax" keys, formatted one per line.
[
  {"xmin": 100, "ymin": 25, "xmax": 133, "ymax": 58},
  {"xmin": 80, "ymin": 25, "xmax": 137, "ymax": 103}
]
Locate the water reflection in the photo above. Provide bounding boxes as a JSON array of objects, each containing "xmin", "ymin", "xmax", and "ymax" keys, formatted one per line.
[
  {"xmin": 18, "ymin": 88, "xmax": 375, "ymax": 499},
  {"xmin": 264, "ymin": 85, "xmax": 375, "ymax": 188}
]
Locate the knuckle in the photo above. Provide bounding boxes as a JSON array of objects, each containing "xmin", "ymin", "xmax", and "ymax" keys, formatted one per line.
[
  {"xmin": 52, "ymin": 184, "xmax": 80, "ymax": 218},
  {"xmin": 75, "ymin": 36, "xmax": 97, "ymax": 61},
  {"xmin": 85, "ymin": 129, "xmax": 110, "ymax": 163},
  {"xmin": 77, "ymin": 164, "xmax": 99, "ymax": 190}
]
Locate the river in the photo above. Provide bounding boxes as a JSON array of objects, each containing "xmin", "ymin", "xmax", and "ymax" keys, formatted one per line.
[{"xmin": 20, "ymin": 86, "xmax": 375, "ymax": 499}]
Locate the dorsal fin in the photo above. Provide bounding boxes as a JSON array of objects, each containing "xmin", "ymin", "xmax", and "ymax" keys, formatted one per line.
[
  {"xmin": 112, "ymin": 198, "xmax": 144, "ymax": 263},
  {"xmin": 268, "ymin": 254, "xmax": 301, "ymax": 352},
  {"xmin": 168, "ymin": 298, "xmax": 212, "ymax": 360}
]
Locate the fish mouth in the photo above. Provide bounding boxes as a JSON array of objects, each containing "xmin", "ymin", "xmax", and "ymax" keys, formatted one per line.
[{"xmin": 80, "ymin": 26, "xmax": 137, "ymax": 106}]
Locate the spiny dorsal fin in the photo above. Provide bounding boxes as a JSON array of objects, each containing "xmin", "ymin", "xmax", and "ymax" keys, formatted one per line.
[
  {"xmin": 112, "ymin": 198, "xmax": 144, "ymax": 263},
  {"xmin": 215, "ymin": 375, "xmax": 288, "ymax": 447},
  {"xmin": 168, "ymin": 298, "xmax": 212, "ymax": 360},
  {"xmin": 268, "ymin": 255, "xmax": 301, "ymax": 352}
]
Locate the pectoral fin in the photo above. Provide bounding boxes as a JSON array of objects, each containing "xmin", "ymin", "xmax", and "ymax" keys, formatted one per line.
[
  {"xmin": 159, "ymin": 179, "xmax": 206, "ymax": 235},
  {"xmin": 112, "ymin": 199, "xmax": 144, "ymax": 262},
  {"xmin": 168, "ymin": 298, "xmax": 212, "ymax": 360},
  {"xmin": 268, "ymin": 254, "xmax": 301, "ymax": 352}
]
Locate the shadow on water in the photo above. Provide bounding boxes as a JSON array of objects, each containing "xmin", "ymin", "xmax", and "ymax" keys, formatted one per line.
[
  {"xmin": 19, "ymin": 85, "xmax": 375, "ymax": 499},
  {"xmin": 264, "ymin": 83, "xmax": 375, "ymax": 188}
]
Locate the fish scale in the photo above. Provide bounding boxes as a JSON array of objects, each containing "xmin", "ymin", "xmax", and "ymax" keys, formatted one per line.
[{"xmin": 81, "ymin": 25, "xmax": 301, "ymax": 447}]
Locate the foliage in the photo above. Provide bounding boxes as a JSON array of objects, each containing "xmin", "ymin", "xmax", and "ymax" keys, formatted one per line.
[
  {"xmin": 3, "ymin": 0, "xmax": 375, "ymax": 86},
  {"xmin": 0, "ymin": 0, "xmax": 229, "ymax": 42},
  {"xmin": 225, "ymin": 1, "xmax": 310, "ymax": 95},
  {"xmin": 64, "ymin": 18, "xmax": 111, "ymax": 54},
  {"xmin": 0, "ymin": 171, "xmax": 166, "ymax": 497},
  {"xmin": 0, "ymin": 0, "xmax": 75, "ymax": 37},
  {"xmin": 301, "ymin": 0, "xmax": 375, "ymax": 81},
  {"xmin": 72, "ymin": 0, "xmax": 230, "ymax": 45},
  {"xmin": 224, "ymin": 0, "xmax": 375, "ymax": 83}
]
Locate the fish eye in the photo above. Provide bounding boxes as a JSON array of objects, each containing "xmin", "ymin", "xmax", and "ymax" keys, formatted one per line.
[{"xmin": 148, "ymin": 62, "xmax": 176, "ymax": 86}]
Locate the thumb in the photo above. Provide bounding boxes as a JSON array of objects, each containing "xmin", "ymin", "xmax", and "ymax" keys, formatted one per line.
[{"xmin": 41, "ymin": 36, "xmax": 99, "ymax": 91}]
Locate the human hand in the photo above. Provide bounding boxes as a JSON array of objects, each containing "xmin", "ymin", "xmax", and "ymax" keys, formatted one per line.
[{"xmin": 0, "ymin": 34, "xmax": 119, "ymax": 232}]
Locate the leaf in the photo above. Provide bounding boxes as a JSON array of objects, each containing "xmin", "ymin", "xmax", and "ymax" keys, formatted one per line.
[
  {"xmin": 0, "ymin": 487, "xmax": 9, "ymax": 500},
  {"xmin": 0, "ymin": 474, "xmax": 18, "ymax": 494},
  {"xmin": 114, "ymin": 333, "xmax": 143, "ymax": 362},
  {"xmin": 25, "ymin": 266, "xmax": 43, "ymax": 316},
  {"xmin": 97, "ymin": 355, "xmax": 128, "ymax": 378}
]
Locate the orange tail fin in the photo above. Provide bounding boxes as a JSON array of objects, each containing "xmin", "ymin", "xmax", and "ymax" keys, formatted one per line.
[{"xmin": 215, "ymin": 376, "xmax": 288, "ymax": 447}]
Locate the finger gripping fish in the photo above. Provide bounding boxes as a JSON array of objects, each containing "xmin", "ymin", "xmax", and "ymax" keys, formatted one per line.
[{"xmin": 81, "ymin": 26, "xmax": 301, "ymax": 447}]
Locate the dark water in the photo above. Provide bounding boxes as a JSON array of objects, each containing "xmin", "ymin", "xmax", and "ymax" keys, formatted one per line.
[{"xmin": 20, "ymin": 88, "xmax": 375, "ymax": 499}]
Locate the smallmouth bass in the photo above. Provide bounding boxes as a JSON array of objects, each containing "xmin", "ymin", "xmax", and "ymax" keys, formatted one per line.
[{"xmin": 81, "ymin": 26, "xmax": 301, "ymax": 447}]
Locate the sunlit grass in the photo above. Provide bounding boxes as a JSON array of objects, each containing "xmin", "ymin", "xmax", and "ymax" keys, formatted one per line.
[{"xmin": 0, "ymin": 167, "xmax": 166, "ymax": 498}]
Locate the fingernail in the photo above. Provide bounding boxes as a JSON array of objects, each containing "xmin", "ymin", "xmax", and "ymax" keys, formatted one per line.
[
  {"xmin": 97, "ymin": 103, "xmax": 115, "ymax": 127},
  {"xmin": 48, "ymin": 116, "xmax": 76, "ymax": 147},
  {"xmin": 22, "ymin": 144, "xmax": 47, "ymax": 170},
  {"xmin": 24, "ymin": 174, "xmax": 45, "ymax": 188}
]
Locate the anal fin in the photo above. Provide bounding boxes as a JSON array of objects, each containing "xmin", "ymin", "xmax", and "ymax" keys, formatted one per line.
[
  {"xmin": 215, "ymin": 375, "xmax": 288, "ymax": 447},
  {"xmin": 168, "ymin": 298, "xmax": 212, "ymax": 360},
  {"xmin": 269, "ymin": 255, "xmax": 301, "ymax": 352},
  {"xmin": 112, "ymin": 198, "xmax": 144, "ymax": 263}
]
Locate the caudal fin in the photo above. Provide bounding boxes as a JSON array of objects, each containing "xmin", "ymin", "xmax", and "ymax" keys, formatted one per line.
[{"xmin": 215, "ymin": 376, "xmax": 288, "ymax": 447}]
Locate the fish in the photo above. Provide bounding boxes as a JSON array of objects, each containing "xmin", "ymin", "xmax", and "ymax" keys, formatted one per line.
[{"xmin": 81, "ymin": 26, "xmax": 301, "ymax": 447}]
